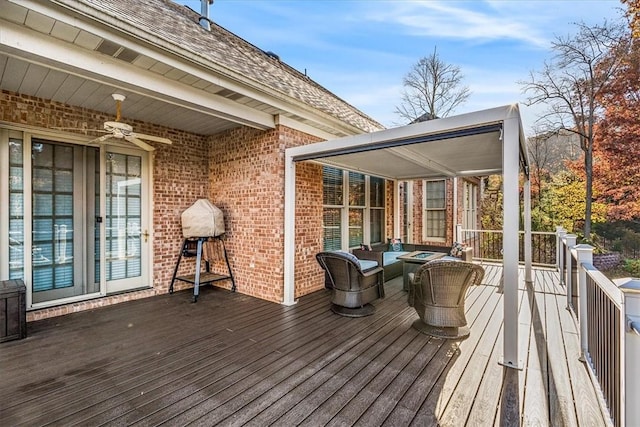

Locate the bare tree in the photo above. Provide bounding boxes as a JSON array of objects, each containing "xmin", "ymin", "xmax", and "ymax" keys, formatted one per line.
[
  {"xmin": 395, "ymin": 47, "xmax": 470, "ymax": 123},
  {"xmin": 521, "ymin": 20, "xmax": 629, "ymax": 239}
]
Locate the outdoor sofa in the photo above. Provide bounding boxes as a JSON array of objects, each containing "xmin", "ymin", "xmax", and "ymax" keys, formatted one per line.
[{"xmin": 352, "ymin": 242, "xmax": 471, "ymax": 282}]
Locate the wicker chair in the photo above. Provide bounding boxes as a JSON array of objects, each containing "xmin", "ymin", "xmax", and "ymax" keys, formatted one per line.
[
  {"xmin": 316, "ymin": 251, "xmax": 385, "ymax": 317},
  {"xmin": 408, "ymin": 259, "xmax": 485, "ymax": 339}
]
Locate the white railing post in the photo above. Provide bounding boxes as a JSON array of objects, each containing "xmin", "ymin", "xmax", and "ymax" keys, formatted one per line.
[
  {"xmin": 455, "ymin": 224, "xmax": 462, "ymax": 243},
  {"xmin": 574, "ymin": 244, "xmax": 593, "ymax": 361},
  {"xmin": 618, "ymin": 278, "xmax": 640, "ymax": 426},
  {"xmin": 555, "ymin": 226, "xmax": 566, "ymax": 269},
  {"xmin": 557, "ymin": 228, "xmax": 567, "ymax": 284},
  {"xmin": 565, "ymin": 234, "xmax": 577, "ymax": 311}
]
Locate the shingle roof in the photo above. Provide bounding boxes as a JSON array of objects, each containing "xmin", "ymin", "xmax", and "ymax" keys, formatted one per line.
[{"xmin": 56, "ymin": 0, "xmax": 385, "ymax": 133}]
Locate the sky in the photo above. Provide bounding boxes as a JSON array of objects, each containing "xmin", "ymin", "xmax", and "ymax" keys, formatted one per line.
[{"xmin": 175, "ymin": 0, "xmax": 624, "ymax": 135}]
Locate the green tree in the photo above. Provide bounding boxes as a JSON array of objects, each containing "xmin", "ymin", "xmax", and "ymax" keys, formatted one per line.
[{"xmin": 546, "ymin": 170, "xmax": 607, "ymax": 233}]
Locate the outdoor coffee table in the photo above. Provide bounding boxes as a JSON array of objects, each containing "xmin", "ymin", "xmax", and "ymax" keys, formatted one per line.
[{"xmin": 398, "ymin": 251, "xmax": 446, "ymax": 291}]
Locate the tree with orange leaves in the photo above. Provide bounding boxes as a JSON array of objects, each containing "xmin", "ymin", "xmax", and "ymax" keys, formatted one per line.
[{"xmin": 594, "ymin": 10, "xmax": 640, "ymax": 220}]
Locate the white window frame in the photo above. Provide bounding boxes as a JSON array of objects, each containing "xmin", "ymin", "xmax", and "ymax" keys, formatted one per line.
[
  {"xmin": 463, "ymin": 181, "xmax": 478, "ymax": 230},
  {"xmin": 322, "ymin": 167, "xmax": 386, "ymax": 251},
  {"xmin": 422, "ymin": 179, "xmax": 447, "ymax": 242}
]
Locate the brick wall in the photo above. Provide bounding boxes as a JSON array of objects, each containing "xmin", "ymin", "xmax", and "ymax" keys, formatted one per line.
[
  {"xmin": 2, "ymin": 89, "xmax": 351, "ymax": 317},
  {"xmin": 3, "ymin": 90, "xmax": 212, "ymax": 319},
  {"xmin": 207, "ymin": 125, "xmax": 324, "ymax": 302}
]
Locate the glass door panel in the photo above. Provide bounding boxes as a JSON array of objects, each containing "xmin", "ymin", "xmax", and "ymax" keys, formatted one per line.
[
  {"xmin": 105, "ymin": 151, "xmax": 148, "ymax": 293},
  {"xmin": 8, "ymin": 139, "xmax": 24, "ymax": 280},
  {"xmin": 31, "ymin": 141, "xmax": 100, "ymax": 304}
]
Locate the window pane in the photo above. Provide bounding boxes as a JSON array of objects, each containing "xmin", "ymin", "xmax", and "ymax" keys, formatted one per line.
[
  {"xmin": 9, "ymin": 139, "xmax": 24, "ymax": 280},
  {"xmin": 322, "ymin": 166, "xmax": 342, "ymax": 205},
  {"xmin": 425, "ymin": 180, "xmax": 445, "ymax": 209},
  {"xmin": 426, "ymin": 210, "xmax": 446, "ymax": 238},
  {"xmin": 32, "ymin": 140, "xmax": 75, "ymax": 293},
  {"xmin": 106, "ymin": 153, "xmax": 142, "ymax": 280},
  {"xmin": 348, "ymin": 208, "xmax": 363, "ymax": 247},
  {"xmin": 369, "ymin": 177, "xmax": 384, "ymax": 207},
  {"xmin": 370, "ymin": 208, "xmax": 384, "ymax": 244},
  {"xmin": 348, "ymin": 172, "xmax": 365, "ymax": 206},
  {"xmin": 323, "ymin": 208, "xmax": 341, "ymax": 250}
]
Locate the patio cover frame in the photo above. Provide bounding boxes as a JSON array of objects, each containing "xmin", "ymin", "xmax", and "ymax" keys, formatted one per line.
[{"xmin": 284, "ymin": 104, "xmax": 531, "ymax": 369}]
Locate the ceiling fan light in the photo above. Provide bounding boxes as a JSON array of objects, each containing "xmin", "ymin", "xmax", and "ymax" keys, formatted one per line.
[{"xmin": 111, "ymin": 93, "xmax": 126, "ymax": 102}]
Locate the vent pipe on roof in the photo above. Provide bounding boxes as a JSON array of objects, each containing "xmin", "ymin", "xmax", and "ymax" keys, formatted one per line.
[{"xmin": 199, "ymin": 0, "xmax": 214, "ymax": 31}]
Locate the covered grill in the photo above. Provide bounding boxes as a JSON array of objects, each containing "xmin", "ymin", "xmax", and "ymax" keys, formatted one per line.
[
  {"xmin": 181, "ymin": 199, "xmax": 225, "ymax": 238},
  {"xmin": 170, "ymin": 199, "xmax": 235, "ymax": 302}
]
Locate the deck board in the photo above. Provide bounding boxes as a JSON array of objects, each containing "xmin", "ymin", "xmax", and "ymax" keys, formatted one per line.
[{"xmin": 0, "ymin": 266, "xmax": 609, "ymax": 426}]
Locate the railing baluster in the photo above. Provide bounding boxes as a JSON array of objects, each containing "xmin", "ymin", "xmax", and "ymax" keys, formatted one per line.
[{"xmin": 584, "ymin": 269, "xmax": 623, "ymax": 427}]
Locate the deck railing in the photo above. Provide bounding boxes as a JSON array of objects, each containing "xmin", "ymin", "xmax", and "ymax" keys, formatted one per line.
[
  {"xmin": 556, "ymin": 230, "xmax": 640, "ymax": 427},
  {"xmin": 458, "ymin": 228, "xmax": 556, "ymax": 266},
  {"xmin": 461, "ymin": 226, "xmax": 639, "ymax": 425},
  {"xmin": 583, "ymin": 262, "xmax": 624, "ymax": 427}
]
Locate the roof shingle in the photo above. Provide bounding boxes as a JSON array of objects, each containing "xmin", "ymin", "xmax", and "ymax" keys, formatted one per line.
[{"xmin": 57, "ymin": 0, "xmax": 385, "ymax": 133}]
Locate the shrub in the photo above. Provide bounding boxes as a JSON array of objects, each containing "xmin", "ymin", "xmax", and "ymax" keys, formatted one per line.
[
  {"xmin": 623, "ymin": 259, "xmax": 640, "ymax": 277},
  {"xmin": 622, "ymin": 230, "xmax": 640, "ymax": 252}
]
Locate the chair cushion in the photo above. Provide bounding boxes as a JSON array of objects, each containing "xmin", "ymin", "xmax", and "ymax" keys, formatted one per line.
[
  {"xmin": 332, "ymin": 250, "xmax": 378, "ymax": 271},
  {"xmin": 383, "ymin": 251, "xmax": 410, "ymax": 266},
  {"xmin": 358, "ymin": 259, "xmax": 379, "ymax": 271}
]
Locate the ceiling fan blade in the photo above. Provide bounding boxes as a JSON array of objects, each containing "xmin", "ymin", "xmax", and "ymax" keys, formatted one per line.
[
  {"xmin": 125, "ymin": 136, "xmax": 155, "ymax": 151},
  {"xmin": 132, "ymin": 132, "xmax": 172, "ymax": 145},
  {"xmin": 88, "ymin": 134, "xmax": 113, "ymax": 144},
  {"xmin": 53, "ymin": 126, "xmax": 100, "ymax": 131}
]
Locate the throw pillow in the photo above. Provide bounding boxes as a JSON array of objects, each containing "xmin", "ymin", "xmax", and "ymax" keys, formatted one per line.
[
  {"xmin": 359, "ymin": 243, "xmax": 371, "ymax": 251},
  {"xmin": 450, "ymin": 242, "xmax": 465, "ymax": 258},
  {"xmin": 389, "ymin": 238, "xmax": 403, "ymax": 252}
]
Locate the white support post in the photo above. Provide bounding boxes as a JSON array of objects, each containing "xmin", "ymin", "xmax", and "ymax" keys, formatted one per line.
[
  {"xmin": 452, "ymin": 176, "xmax": 458, "ymax": 242},
  {"xmin": 282, "ymin": 152, "xmax": 297, "ymax": 306},
  {"xmin": 455, "ymin": 224, "xmax": 463, "ymax": 244},
  {"xmin": 524, "ymin": 177, "xmax": 532, "ymax": 285},
  {"xmin": 394, "ymin": 180, "xmax": 401, "ymax": 241},
  {"xmin": 574, "ymin": 244, "xmax": 593, "ymax": 361},
  {"xmin": 565, "ymin": 234, "xmax": 577, "ymax": 311},
  {"xmin": 500, "ymin": 116, "xmax": 521, "ymax": 369},
  {"xmin": 618, "ymin": 279, "xmax": 640, "ymax": 426},
  {"xmin": 557, "ymin": 228, "xmax": 567, "ymax": 284}
]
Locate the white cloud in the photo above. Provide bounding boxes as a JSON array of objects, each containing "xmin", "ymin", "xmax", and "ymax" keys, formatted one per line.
[{"xmin": 364, "ymin": 1, "xmax": 551, "ymax": 48}]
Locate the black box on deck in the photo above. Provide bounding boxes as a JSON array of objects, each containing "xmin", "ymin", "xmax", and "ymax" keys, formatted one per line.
[{"xmin": 0, "ymin": 279, "xmax": 27, "ymax": 343}]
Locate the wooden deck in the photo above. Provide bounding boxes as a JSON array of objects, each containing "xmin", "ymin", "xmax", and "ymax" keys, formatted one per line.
[{"xmin": 0, "ymin": 265, "xmax": 609, "ymax": 426}]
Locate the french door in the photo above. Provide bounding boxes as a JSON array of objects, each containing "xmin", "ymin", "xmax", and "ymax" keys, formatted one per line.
[
  {"xmin": 2, "ymin": 131, "xmax": 151, "ymax": 308},
  {"xmin": 104, "ymin": 148, "xmax": 150, "ymax": 294}
]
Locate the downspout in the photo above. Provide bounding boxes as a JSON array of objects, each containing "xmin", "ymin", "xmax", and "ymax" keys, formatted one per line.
[{"xmin": 199, "ymin": 0, "xmax": 214, "ymax": 31}]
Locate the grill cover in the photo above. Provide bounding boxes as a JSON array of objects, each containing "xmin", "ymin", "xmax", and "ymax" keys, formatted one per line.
[{"xmin": 181, "ymin": 199, "xmax": 225, "ymax": 238}]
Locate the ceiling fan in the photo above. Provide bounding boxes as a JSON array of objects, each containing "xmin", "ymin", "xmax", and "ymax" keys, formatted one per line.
[{"xmin": 85, "ymin": 94, "xmax": 173, "ymax": 151}]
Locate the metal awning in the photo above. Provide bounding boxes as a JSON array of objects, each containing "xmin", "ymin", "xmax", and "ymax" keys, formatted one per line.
[
  {"xmin": 283, "ymin": 104, "xmax": 532, "ymax": 370},
  {"xmin": 286, "ymin": 105, "xmax": 527, "ymax": 181}
]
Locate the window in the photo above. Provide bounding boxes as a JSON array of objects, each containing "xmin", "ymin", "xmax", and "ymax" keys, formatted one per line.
[
  {"xmin": 423, "ymin": 179, "xmax": 446, "ymax": 240},
  {"xmin": 369, "ymin": 177, "xmax": 384, "ymax": 244},
  {"xmin": 322, "ymin": 167, "xmax": 343, "ymax": 251},
  {"xmin": 463, "ymin": 181, "xmax": 478, "ymax": 230},
  {"xmin": 322, "ymin": 167, "xmax": 385, "ymax": 251},
  {"xmin": 348, "ymin": 172, "xmax": 365, "ymax": 247}
]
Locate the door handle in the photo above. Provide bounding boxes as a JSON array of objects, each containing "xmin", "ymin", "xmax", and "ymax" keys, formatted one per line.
[{"xmin": 142, "ymin": 230, "xmax": 149, "ymax": 243}]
